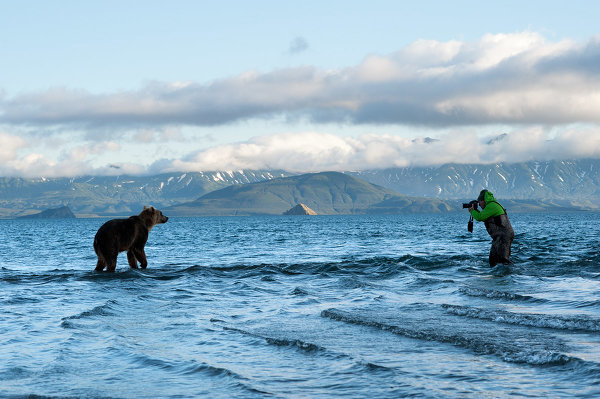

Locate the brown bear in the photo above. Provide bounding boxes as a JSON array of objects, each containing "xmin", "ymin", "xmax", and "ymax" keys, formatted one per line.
[{"xmin": 93, "ymin": 206, "xmax": 168, "ymax": 272}]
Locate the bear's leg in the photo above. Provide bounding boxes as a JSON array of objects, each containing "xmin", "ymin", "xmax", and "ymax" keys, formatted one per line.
[
  {"xmin": 131, "ymin": 247, "xmax": 148, "ymax": 269},
  {"xmin": 106, "ymin": 258, "xmax": 117, "ymax": 272},
  {"xmin": 105, "ymin": 249, "xmax": 118, "ymax": 272},
  {"xmin": 127, "ymin": 250, "xmax": 139, "ymax": 269},
  {"xmin": 95, "ymin": 257, "xmax": 106, "ymax": 271}
]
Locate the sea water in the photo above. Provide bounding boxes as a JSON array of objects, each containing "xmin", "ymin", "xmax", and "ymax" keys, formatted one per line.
[{"xmin": 1, "ymin": 212, "xmax": 599, "ymax": 398}]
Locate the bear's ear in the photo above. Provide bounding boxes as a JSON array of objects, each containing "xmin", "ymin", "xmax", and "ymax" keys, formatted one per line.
[{"xmin": 143, "ymin": 205, "xmax": 149, "ymax": 210}]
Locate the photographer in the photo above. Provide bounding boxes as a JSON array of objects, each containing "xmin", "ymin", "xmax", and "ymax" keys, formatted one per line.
[{"xmin": 468, "ymin": 189, "xmax": 514, "ymax": 267}]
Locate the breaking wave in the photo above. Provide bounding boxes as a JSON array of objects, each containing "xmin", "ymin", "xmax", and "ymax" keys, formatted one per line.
[
  {"xmin": 442, "ymin": 304, "xmax": 600, "ymax": 332},
  {"xmin": 321, "ymin": 308, "xmax": 583, "ymax": 366}
]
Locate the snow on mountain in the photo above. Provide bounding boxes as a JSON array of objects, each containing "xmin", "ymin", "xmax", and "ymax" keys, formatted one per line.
[
  {"xmin": 2, "ymin": 160, "xmax": 600, "ymax": 217},
  {"xmin": 348, "ymin": 159, "xmax": 600, "ymax": 205}
]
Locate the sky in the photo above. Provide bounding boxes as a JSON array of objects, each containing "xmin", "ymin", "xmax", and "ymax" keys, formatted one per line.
[{"xmin": 1, "ymin": 0, "xmax": 600, "ymax": 177}]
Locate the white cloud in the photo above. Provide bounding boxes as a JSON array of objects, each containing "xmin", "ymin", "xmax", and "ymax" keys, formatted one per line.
[
  {"xmin": 0, "ymin": 128, "xmax": 597, "ymax": 177},
  {"xmin": 2, "ymin": 33, "xmax": 600, "ymax": 129},
  {"xmin": 63, "ymin": 142, "xmax": 120, "ymax": 162},
  {"xmin": 148, "ymin": 129, "xmax": 600, "ymax": 173},
  {"xmin": 1, "ymin": 32, "xmax": 599, "ymax": 178},
  {"xmin": 0, "ymin": 132, "xmax": 27, "ymax": 162}
]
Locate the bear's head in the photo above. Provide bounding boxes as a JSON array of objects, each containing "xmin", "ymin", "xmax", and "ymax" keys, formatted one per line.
[{"xmin": 139, "ymin": 206, "xmax": 168, "ymax": 229}]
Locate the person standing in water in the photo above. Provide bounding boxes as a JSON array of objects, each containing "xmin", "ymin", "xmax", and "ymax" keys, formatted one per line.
[{"xmin": 469, "ymin": 189, "xmax": 515, "ymax": 266}]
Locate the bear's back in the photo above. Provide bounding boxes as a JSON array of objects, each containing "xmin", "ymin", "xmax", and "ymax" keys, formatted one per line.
[{"xmin": 95, "ymin": 216, "xmax": 148, "ymax": 240}]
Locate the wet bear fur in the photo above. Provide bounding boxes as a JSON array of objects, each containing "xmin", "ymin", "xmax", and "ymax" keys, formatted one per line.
[{"xmin": 94, "ymin": 206, "xmax": 168, "ymax": 272}]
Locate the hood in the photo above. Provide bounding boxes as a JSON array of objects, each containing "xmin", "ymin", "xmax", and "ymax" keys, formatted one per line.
[{"xmin": 478, "ymin": 189, "xmax": 496, "ymax": 203}]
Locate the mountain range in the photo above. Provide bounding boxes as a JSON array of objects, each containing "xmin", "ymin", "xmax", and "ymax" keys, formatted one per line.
[
  {"xmin": 166, "ymin": 172, "xmax": 452, "ymax": 216},
  {"xmin": 0, "ymin": 170, "xmax": 290, "ymax": 217},
  {"xmin": 1, "ymin": 159, "xmax": 599, "ymax": 217},
  {"xmin": 349, "ymin": 159, "xmax": 600, "ymax": 205}
]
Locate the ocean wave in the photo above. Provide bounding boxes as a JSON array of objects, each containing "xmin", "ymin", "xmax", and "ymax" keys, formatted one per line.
[
  {"xmin": 574, "ymin": 300, "xmax": 600, "ymax": 309},
  {"xmin": 291, "ymin": 287, "xmax": 310, "ymax": 296},
  {"xmin": 458, "ymin": 286, "xmax": 547, "ymax": 302},
  {"xmin": 187, "ymin": 256, "xmax": 425, "ymax": 278},
  {"xmin": 60, "ymin": 300, "xmax": 118, "ymax": 328},
  {"xmin": 441, "ymin": 304, "xmax": 600, "ymax": 332},
  {"xmin": 1, "ymin": 268, "xmax": 166, "ymax": 285},
  {"xmin": 321, "ymin": 308, "xmax": 581, "ymax": 367},
  {"xmin": 222, "ymin": 325, "xmax": 327, "ymax": 354},
  {"xmin": 0, "ymin": 366, "xmax": 33, "ymax": 381},
  {"xmin": 78, "ymin": 269, "xmax": 162, "ymax": 281},
  {"xmin": 0, "ymin": 254, "xmax": 455, "ymax": 284},
  {"xmin": 0, "ymin": 269, "xmax": 82, "ymax": 285},
  {"xmin": 398, "ymin": 254, "xmax": 466, "ymax": 271},
  {"xmin": 127, "ymin": 352, "xmax": 271, "ymax": 396},
  {"xmin": 219, "ymin": 324, "xmax": 392, "ymax": 373},
  {"xmin": 2, "ymin": 296, "xmax": 42, "ymax": 305},
  {"xmin": 0, "ymin": 267, "xmax": 193, "ymax": 285},
  {"xmin": 180, "ymin": 362, "xmax": 246, "ymax": 379}
]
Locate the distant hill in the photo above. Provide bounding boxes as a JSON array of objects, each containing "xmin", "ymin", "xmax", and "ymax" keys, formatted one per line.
[
  {"xmin": 0, "ymin": 170, "xmax": 290, "ymax": 217},
  {"xmin": 17, "ymin": 205, "xmax": 76, "ymax": 219},
  {"xmin": 166, "ymin": 172, "xmax": 453, "ymax": 216}
]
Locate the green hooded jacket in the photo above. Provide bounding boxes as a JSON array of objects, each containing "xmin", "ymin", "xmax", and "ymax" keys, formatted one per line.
[{"xmin": 469, "ymin": 190, "xmax": 505, "ymax": 222}]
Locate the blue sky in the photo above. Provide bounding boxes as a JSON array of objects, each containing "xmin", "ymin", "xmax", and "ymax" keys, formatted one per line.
[{"xmin": 1, "ymin": 1, "xmax": 599, "ymax": 176}]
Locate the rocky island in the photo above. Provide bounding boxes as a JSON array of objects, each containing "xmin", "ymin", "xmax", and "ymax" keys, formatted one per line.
[{"xmin": 283, "ymin": 203, "xmax": 317, "ymax": 215}]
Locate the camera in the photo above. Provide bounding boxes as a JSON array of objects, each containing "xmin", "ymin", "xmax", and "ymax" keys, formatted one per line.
[
  {"xmin": 462, "ymin": 200, "xmax": 478, "ymax": 210},
  {"xmin": 463, "ymin": 200, "xmax": 478, "ymax": 233}
]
